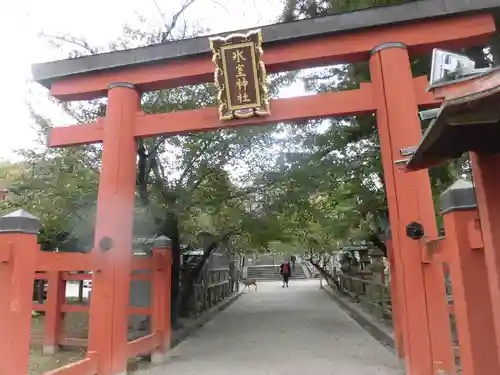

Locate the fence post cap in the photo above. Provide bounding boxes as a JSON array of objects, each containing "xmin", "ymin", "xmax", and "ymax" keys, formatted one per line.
[
  {"xmin": 0, "ymin": 209, "xmax": 40, "ymax": 234},
  {"xmin": 153, "ymin": 235, "xmax": 172, "ymax": 249},
  {"xmin": 439, "ymin": 179, "xmax": 476, "ymax": 214}
]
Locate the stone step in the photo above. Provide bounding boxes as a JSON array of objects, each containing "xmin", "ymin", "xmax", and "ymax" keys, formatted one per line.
[
  {"xmin": 246, "ymin": 268, "xmax": 308, "ymax": 281},
  {"xmin": 244, "ymin": 276, "xmax": 307, "ymax": 281},
  {"xmin": 245, "ymin": 265, "xmax": 308, "ymax": 281},
  {"xmin": 246, "ymin": 269, "xmax": 307, "ymax": 274},
  {"xmin": 249, "ymin": 272, "xmax": 307, "ymax": 275},
  {"xmin": 247, "ymin": 275, "xmax": 308, "ymax": 278},
  {"xmin": 246, "ymin": 270, "xmax": 306, "ymax": 274}
]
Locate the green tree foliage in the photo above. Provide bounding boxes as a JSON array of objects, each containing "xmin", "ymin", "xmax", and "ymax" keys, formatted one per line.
[{"xmin": 0, "ymin": 109, "xmax": 100, "ymax": 251}]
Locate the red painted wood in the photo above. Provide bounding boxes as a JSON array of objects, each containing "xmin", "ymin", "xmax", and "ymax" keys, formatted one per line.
[
  {"xmin": 152, "ymin": 247, "xmax": 172, "ymax": 355},
  {"xmin": 0, "ymin": 234, "xmax": 39, "ymax": 374},
  {"xmin": 42, "ymin": 356, "xmax": 97, "ymax": 375},
  {"xmin": 443, "ymin": 207, "xmax": 500, "ymax": 374},
  {"xmin": 470, "ymin": 153, "xmax": 500, "ymax": 367},
  {"xmin": 126, "ymin": 333, "xmax": 160, "ymax": 359},
  {"xmin": 49, "ymin": 14, "xmax": 495, "ymax": 101},
  {"xmin": 48, "ymin": 77, "xmax": 440, "ymax": 148},
  {"xmin": 386, "ymin": 239, "xmax": 404, "ymax": 359},
  {"xmin": 44, "ymin": 271, "xmax": 65, "ymax": 353},
  {"xmin": 87, "ymin": 84, "xmax": 140, "ymax": 375},
  {"xmin": 370, "ymin": 46, "xmax": 455, "ymax": 375}
]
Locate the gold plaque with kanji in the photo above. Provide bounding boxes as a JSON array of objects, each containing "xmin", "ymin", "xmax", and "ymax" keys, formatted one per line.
[{"xmin": 209, "ymin": 29, "xmax": 271, "ymax": 120}]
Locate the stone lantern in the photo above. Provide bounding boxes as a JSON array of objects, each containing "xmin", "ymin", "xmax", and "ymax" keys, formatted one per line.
[{"xmin": 369, "ymin": 248, "xmax": 386, "ymax": 275}]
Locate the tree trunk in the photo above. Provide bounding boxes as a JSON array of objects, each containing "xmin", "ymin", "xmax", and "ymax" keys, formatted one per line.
[{"xmin": 366, "ymin": 232, "xmax": 387, "ymax": 258}]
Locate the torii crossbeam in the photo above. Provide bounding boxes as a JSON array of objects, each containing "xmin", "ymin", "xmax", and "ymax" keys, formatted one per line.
[{"xmin": 49, "ymin": 77, "xmax": 437, "ymax": 148}]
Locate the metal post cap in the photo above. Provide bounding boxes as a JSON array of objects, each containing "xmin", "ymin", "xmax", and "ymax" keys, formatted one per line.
[
  {"xmin": 108, "ymin": 82, "xmax": 136, "ymax": 90},
  {"xmin": 371, "ymin": 42, "xmax": 407, "ymax": 55},
  {"xmin": 439, "ymin": 179, "xmax": 476, "ymax": 214},
  {"xmin": 0, "ymin": 209, "xmax": 40, "ymax": 234},
  {"xmin": 153, "ymin": 235, "xmax": 172, "ymax": 249}
]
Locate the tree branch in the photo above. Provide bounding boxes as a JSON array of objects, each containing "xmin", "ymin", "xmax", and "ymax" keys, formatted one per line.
[
  {"xmin": 157, "ymin": 0, "xmax": 198, "ymax": 42},
  {"xmin": 176, "ymin": 138, "xmax": 213, "ymax": 189},
  {"xmin": 137, "ymin": 139, "xmax": 151, "ymax": 206},
  {"xmin": 38, "ymin": 32, "xmax": 99, "ymax": 56}
]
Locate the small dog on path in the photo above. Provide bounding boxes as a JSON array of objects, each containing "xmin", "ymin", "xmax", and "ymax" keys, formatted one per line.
[{"xmin": 241, "ymin": 278, "xmax": 258, "ymax": 291}]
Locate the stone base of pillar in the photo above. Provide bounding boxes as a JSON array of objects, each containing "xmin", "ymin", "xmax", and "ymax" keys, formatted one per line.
[
  {"xmin": 42, "ymin": 345, "xmax": 59, "ymax": 355},
  {"xmin": 150, "ymin": 348, "xmax": 172, "ymax": 365}
]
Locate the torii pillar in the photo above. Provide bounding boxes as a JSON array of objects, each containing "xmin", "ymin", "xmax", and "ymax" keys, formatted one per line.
[
  {"xmin": 370, "ymin": 42, "xmax": 455, "ymax": 375},
  {"xmin": 87, "ymin": 82, "xmax": 139, "ymax": 375}
]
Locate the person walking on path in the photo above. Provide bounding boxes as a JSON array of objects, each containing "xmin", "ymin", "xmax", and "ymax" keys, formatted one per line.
[{"xmin": 280, "ymin": 261, "xmax": 292, "ymax": 288}]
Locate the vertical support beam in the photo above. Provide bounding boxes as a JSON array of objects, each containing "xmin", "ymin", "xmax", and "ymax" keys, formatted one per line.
[
  {"xmin": 43, "ymin": 271, "xmax": 65, "ymax": 355},
  {"xmin": 370, "ymin": 43, "xmax": 454, "ymax": 375},
  {"xmin": 151, "ymin": 236, "xmax": 173, "ymax": 364},
  {"xmin": 469, "ymin": 153, "xmax": 500, "ymax": 362},
  {"xmin": 0, "ymin": 210, "xmax": 40, "ymax": 374},
  {"xmin": 386, "ymin": 235, "xmax": 404, "ymax": 359},
  {"xmin": 440, "ymin": 179, "xmax": 500, "ymax": 375},
  {"xmin": 88, "ymin": 82, "xmax": 140, "ymax": 375}
]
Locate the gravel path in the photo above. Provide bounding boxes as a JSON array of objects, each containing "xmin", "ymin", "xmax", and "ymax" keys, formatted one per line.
[{"xmin": 137, "ymin": 279, "xmax": 404, "ymax": 375}]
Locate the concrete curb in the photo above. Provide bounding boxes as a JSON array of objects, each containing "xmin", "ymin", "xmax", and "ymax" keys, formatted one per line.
[
  {"xmin": 321, "ymin": 283, "xmax": 396, "ymax": 354},
  {"xmin": 171, "ymin": 290, "xmax": 244, "ymax": 348}
]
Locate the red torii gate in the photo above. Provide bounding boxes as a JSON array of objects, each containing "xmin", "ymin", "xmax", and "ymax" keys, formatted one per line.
[{"xmin": 1, "ymin": 1, "xmax": 499, "ymax": 374}]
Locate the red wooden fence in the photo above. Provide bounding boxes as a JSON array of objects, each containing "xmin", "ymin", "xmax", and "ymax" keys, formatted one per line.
[{"xmin": 0, "ymin": 216, "xmax": 172, "ymax": 375}]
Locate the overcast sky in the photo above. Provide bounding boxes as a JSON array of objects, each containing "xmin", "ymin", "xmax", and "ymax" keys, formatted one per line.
[{"xmin": 0, "ymin": 0, "xmax": 307, "ymax": 161}]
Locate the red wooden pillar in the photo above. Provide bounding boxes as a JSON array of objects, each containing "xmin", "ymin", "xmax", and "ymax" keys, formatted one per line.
[
  {"xmin": 386, "ymin": 236, "xmax": 404, "ymax": 359},
  {"xmin": 0, "ymin": 210, "xmax": 40, "ymax": 374},
  {"xmin": 469, "ymin": 153, "xmax": 500, "ymax": 363},
  {"xmin": 370, "ymin": 43, "xmax": 454, "ymax": 375},
  {"xmin": 440, "ymin": 179, "xmax": 500, "ymax": 375},
  {"xmin": 88, "ymin": 82, "xmax": 140, "ymax": 375},
  {"xmin": 43, "ymin": 271, "xmax": 65, "ymax": 354},
  {"xmin": 151, "ymin": 236, "xmax": 173, "ymax": 364}
]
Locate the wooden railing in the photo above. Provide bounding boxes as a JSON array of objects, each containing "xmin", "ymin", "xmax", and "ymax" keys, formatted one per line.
[
  {"xmin": 334, "ymin": 274, "xmax": 393, "ymax": 320},
  {"xmin": 189, "ymin": 267, "xmax": 232, "ymax": 314}
]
